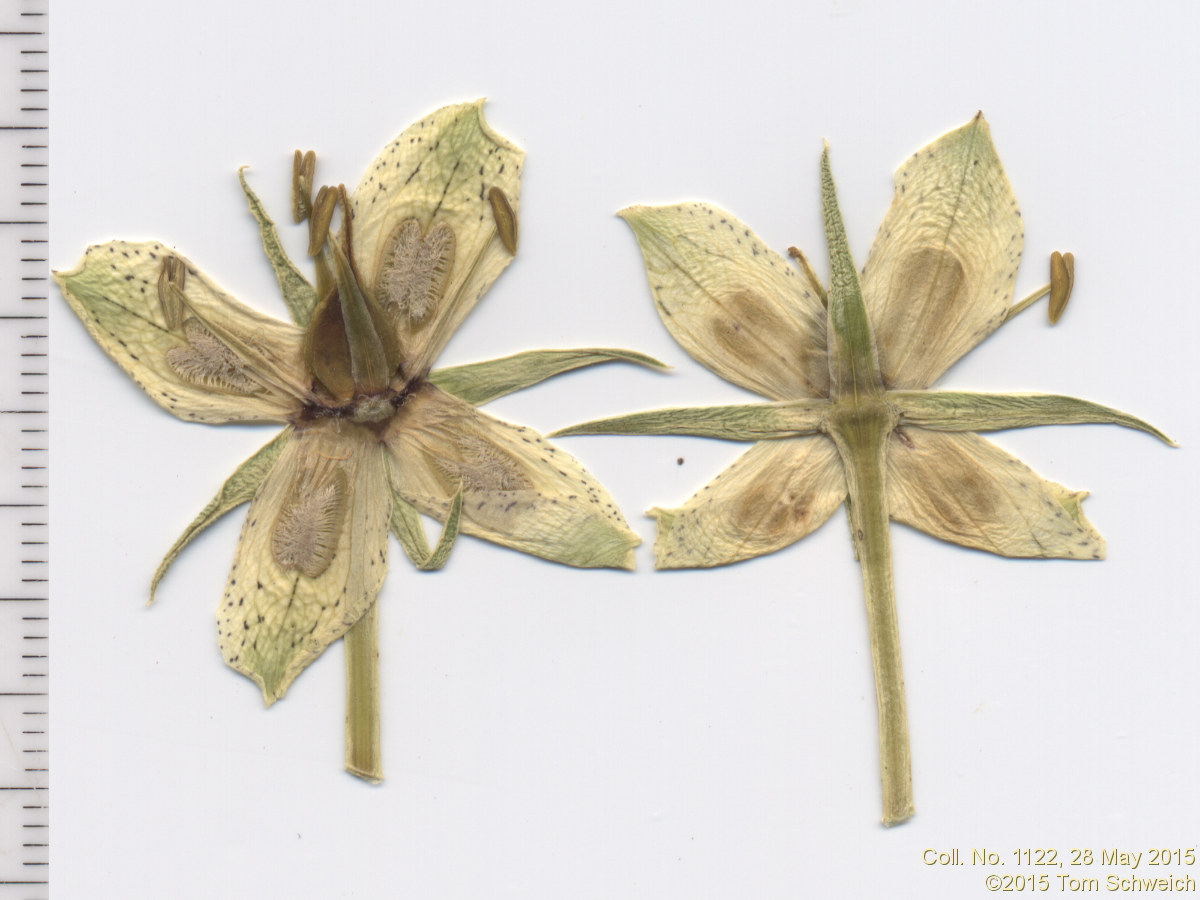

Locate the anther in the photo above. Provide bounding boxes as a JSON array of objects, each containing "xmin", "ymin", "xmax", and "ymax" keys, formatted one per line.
[
  {"xmin": 1048, "ymin": 251, "xmax": 1074, "ymax": 324},
  {"xmin": 292, "ymin": 150, "xmax": 317, "ymax": 223},
  {"xmin": 308, "ymin": 185, "xmax": 338, "ymax": 258},
  {"xmin": 788, "ymin": 246, "xmax": 829, "ymax": 308},
  {"xmin": 488, "ymin": 186, "xmax": 518, "ymax": 255}
]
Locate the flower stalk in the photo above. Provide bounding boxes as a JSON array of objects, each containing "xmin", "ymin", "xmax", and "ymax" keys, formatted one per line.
[
  {"xmin": 829, "ymin": 404, "xmax": 911, "ymax": 824},
  {"xmin": 344, "ymin": 601, "xmax": 381, "ymax": 783}
]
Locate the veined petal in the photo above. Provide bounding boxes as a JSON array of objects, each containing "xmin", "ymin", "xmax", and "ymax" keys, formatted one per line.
[
  {"xmin": 862, "ymin": 114, "xmax": 1022, "ymax": 389},
  {"xmin": 218, "ymin": 424, "xmax": 391, "ymax": 704},
  {"xmin": 385, "ymin": 383, "xmax": 639, "ymax": 569},
  {"xmin": 347, "ymin": 100, "xmax": 524, "ymax": 375},
  {"xmin": 651, "ymin": 437, "xmax": 846, "ymax": 569},
  {"xmin": 55, "ymin": 241, "xmax": 307, "ymax": 424},
  {"xmin": 620, "ymin": 203, "xmax": 830, "ymax": 401},
  {"xmin": 886, "ymin": 429, "xmax": 1104, "ymax": 559}
]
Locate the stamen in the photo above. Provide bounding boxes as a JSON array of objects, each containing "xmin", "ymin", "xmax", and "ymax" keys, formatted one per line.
[
  {"xmin": 338, "ymin": 184, "xmax": 355, "ymax": 262},
  {"xmin": 488, "ymin": 186, "xmax": 518, "ymax": 255},
  {"xmin": 308, "ymin": 185, "xmax": 337, "ymax": 258},
  {"xmin": 157, "ymin": 255, "xmax": 187, "ymax": 328},
  {"xmin": 788, "ymin": 246, "xmax": 829, "ymax": 308},
  {"xmin": 1048, "ymin": 251, "xmax": 1074, "ymax": 324},
  {"xmin": 292, "ymin": 150, "xmax": 317, "ymax": 223},
  {"xmin": 1002, "ymin": 251, "xmax": 1075, "ymax": 325}
]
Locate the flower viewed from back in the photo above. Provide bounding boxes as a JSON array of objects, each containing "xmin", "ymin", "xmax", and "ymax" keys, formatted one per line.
[
  {"xmin": 55, "ymin": 101, "xmax": 654, "ymax": 780},
  {"xmin": 557, "ymin": 114, "xmax": 1173, "ymax": 823}
]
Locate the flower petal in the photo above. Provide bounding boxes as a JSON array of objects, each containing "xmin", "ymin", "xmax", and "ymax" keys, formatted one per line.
[
  {"xmin": 218, "ymin": 424, "xmax": 391, "ymax": 704},
  {"xmin": 650, "ymin": 436, "xmax": 846, "ymax": 569},
  {"xmin": 347, "ymin": 100, "xmax": 524, "ymax": 374},
  {"xmin": 861, "ymin": 114, "xmax": 1022, "ymax": 389},
  {"xmin": 55, "ymin": 240, "xmax": 307, "ymax": 424},
  {"xmin": 620, "ymin": 203, "xmax": 829, "ymax": 401},
  {"xmin": 886, "ymin": 429, "xmax": 1104, "ymax": 559},
  {"xmin": 385, "ymin": 383, "xmax": 639, "ymax": 569}
]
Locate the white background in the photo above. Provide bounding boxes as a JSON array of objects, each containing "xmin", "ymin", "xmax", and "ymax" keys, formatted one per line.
[{"xmin": 51, "ymin": 1, "xmax": 1197, "ymax": 897}]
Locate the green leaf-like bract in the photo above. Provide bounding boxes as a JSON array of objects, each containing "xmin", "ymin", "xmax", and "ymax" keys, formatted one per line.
[
  {"xmin": 892, "ymin": 391, "xmax": 1176, "ymax": 444},
  {"xmin": 239, "ymin": 169, "xmax": 318, "ymax": 327},
  {"xmin": 386, "ymin": 466, "xmax": 464, "ymax": 572},
  {"xmin": 419, "ymin": 488, "xmax": 463, "ymax": 571},
  {"xmin": 551, "ymin": 399, "xmax": 829, "ymax": 440},
  {"xmin": 150, "ymin": 428, "xmax": 291, "ymax": 602},
  {"xmin": 430, "ymin": 348, "xmax": 665, "ymax": 406}
]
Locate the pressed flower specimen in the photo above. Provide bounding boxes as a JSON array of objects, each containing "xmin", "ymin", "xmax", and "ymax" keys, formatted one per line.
[
  {"xmin": 55, "ymin": 101, "xmax": 653, "ymax": 781},
  {"xmin": 557, "ymin": 114, "xmax": 1172, "ymax": 824}
]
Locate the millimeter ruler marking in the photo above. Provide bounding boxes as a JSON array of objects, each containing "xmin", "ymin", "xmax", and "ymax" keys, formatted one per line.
[{"xmin": 0, "ymin": 2, "xmax": 48, "ymax": 897}]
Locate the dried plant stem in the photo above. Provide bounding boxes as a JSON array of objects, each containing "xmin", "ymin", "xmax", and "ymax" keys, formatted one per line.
[
  {"xmin": 345, "ymin": 601, "xmax": 382, "ymax": 783},
  {"xmin": 830, "ymin": 408, "xmax": 913, "ymax": 825}
]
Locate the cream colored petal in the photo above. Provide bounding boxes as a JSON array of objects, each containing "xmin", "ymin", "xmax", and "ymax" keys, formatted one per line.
[
  {"xmin": 886, "ymin": 429, "xmax": 1104, "ymax": 559},
  {"xmin": 347, "ymin": 100, "xmax": 524, "ymax": 374},
  {"xmin": 861, "ymin": 114, "xmax": 1022, "ymax": 389},
  {"xmin": 621, "ymin": 203, "xmax": 829, "ymax": 401},
  {"xmin": 385, "ymin": 383, "xmax": 639, "ymax": 569},
  {"xmin": 651, "ymin": 436, "xmax": 846, "ymax": 569},
  {"xmin": 54, "ymin": 240, "xmax": 307, "ymax": 424},
  {"xmin": 217, "ymin": 424, "xmax": 392, "ymax": 704}
]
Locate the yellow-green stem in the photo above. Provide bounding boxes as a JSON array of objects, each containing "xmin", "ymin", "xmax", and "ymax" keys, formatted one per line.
[
  {"xmin": 345, "ymin": 602, "xmax": 382, "ymax": 783},
  {"xmin": 829, "ymin": 404, "xmax": 913, "ymax": 825}
]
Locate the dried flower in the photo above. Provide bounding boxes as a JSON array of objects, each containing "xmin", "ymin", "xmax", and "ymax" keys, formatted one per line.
[
  {"xmin": 55, "ymin": 101, "xmax": 655, "ymax": 781},
  {"xmin": 556, "ymin": 114, "xmax": 1173, "ymax": 824}
]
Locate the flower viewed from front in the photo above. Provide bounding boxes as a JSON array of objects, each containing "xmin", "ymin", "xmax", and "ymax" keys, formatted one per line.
[
  {"xmin": 556, "ymin": 114, "xmax": 1173, "ymax": 824},
  {"xmin": 55, "ymin": 101, "xmax": 652, "ymax": 781}
]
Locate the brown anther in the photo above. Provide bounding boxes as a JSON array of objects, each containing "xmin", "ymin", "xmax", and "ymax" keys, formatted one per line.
[
  {"xmin": 788, "ymin": 245, "xmax": 829, "ymax": 308},
  {"xmin": 157, "ymin": 255, "xmax": 187, "ymax": 328},
  {"xmin": 307, "ymin": 185, "xmax": 338, "ymax": 258},
  {"xmin": 1048, "ymin": 251, "xmax": 1074, "ymax": 324},
  {"xmin": 488, "ymin": 186, "xmax": 518, "ymax": 255},
  {"xmin": 292, "ymin": 150, "xmax": 316, "ymax": 223},
  {"xmin": 337, "ymin": 184, "xmax": 355, "ymax": 261}
]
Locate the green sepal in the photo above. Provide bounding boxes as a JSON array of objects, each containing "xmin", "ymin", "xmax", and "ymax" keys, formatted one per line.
[
  {"xmin": 389, "ymin": 491, "xmax": 431, "ymax": 568},
  {"xmin": 429, "ymin": 348, "xmax": 666, "ymax": 406},
  {"xmin": 821, "ymin": 147, "xmax": 881, "ymax": 398},
  {"xmin": 419, "ymin": 487, "xmax": 463, "ymax": 571},
  {"xmin": 892, "ymin": 391, "xmax": 1176, "ymax": 445},
  {"xmin": 150, "ymin": 428, "xmax": 291, "ymax": 603},
  {"xmin": 550, "ymin": 399, "xmax": 830, "ymax": 441},
  {"xmin": 388, "ymin": 479, "xmax": 464, "ymax": 571},
  {"xmin": 238, "ymin": 168, "xmax": 318, "ymax": 327}
]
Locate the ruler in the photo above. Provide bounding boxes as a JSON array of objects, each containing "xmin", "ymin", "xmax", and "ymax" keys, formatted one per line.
[{"xmin": 0, "ymin": 2, "xmax": 48, "ymax": 896}]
